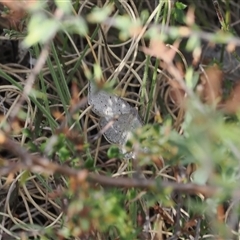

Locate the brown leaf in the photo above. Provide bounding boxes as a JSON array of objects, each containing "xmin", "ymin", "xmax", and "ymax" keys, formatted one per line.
[
  {"xmin": 151, "ymin": 156, "xmax": 164, "ymax": 169},
  {"xmin": 169, "ymin": 87, "xmax": 186, "ymax": 106},
  {"xmin": 154, "ymin": 205, "xmax": 174, "ymax": 225},
  {"xmin": 221, "ymin": 82, "xmax": 240, "ymax": 114},
  {"xmin": 142, "ymin": 39, "xmax": 179, "ymax": 64},
  {"xmin": 185, "ymin": 6, "xmax": 195, "ymax": 26},
  {"xmin": 175, "ymin": 61, "xmax": 186, "ymax": 78},
  {"xmin": 217, "ymin": 204, "xmax": 225, "ymax": 222},
  {"xmin": 168, "ymin": 61, "xmax": 187, "ymax": 107},
  {"xmin": 52, "ymin": 110, "xmax": 65, "ymax": 122},
  {"xmin": 182, "ymin": 218, "xmax": 197, "ymax": 232},
  {"xmin": 0, "ymin": 1, "xmax": 27, "ymax": 30},
  {"xmin": 70, "ymin": 81, "xmax": 80, "ymax": 106},
  {"xmin": 199, "ymin": 64, "xmax": 223, "ymax": 105}
]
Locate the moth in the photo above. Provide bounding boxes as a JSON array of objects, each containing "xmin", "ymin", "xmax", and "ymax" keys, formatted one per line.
[{"xmin": 88, "ymin": 81, "xmax": 143, "ymax": 157}]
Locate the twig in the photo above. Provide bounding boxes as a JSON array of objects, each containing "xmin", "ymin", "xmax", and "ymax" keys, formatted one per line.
[
  {"xmin": 0, "ymin": 131, "xmax": 219, "ymax": 200},
  {"xmin": 212, "ymin": 0, "xmax": 226, "ymax": 29},
  {"xmin": 194, "ymin": 217, "xmax": 202, "ymax": 240},
  {"xmin": 0, "ymin": 130, "xmax": 221, "ymax": 198},
  {"xmin": 104, "ymin": 16, "xmax": 240, "ymax": 46}
]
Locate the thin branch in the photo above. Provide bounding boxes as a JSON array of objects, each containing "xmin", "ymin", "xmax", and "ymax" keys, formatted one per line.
[{"xmin": 0, "ymin": 130, "xmax": 222, "ymax": 198}]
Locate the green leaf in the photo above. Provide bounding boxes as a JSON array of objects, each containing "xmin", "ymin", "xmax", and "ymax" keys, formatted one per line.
[
  {"xmin": 23, "ymin": 14, "xmax": 60, "ymax": 47},
  {"xmin": 22, "ymin": 128, "xmax": 32, "ymax": 138},
  {"xmin": 58, "ymin": 146, "xmax": 71, "ymax": 162},
  {"xmin": 140, "ymin": 10, "xmax": 149, "ymax": 23},
  {"xmin": 84, "ymin": 157, "xmax": 95, "ymax": 169},
  {"xmin": 55, "ymin": 0, "xmax": 72, "ymax": 14},
  {"xmin": 93, "ymin": 63, "xmax": 102, "ymax": 80},
  {"xmin": 28, "ymin": 12, "xmax": 46, "ymax": 32},
  {"xmin": 107, "ymin": 146, "xmax": 121, "ymax": 158},
  {"xmin": 185, "ymin": 67, "xmax": 199, "ymax": 89},
  {"xmin": 172, "ymin": 1, "xmax": 187, "ymax": 24},
  {"xmin": 27, "ymin": 0, "xmax": 47, "ymax": 12},
  {"xmin": 186, "ymin": 35, "xmax": 200, "ymax": 51},
  {"xmin": 175, "ymin": 1, "xmax": 187, "ymax": 10},
  {"xmin": 62, "ymin": 17, "xmax": 88, "ymax": 35},
  {"xmin": 114, "ymin": 15, "xmax": 132, "ymax": 31},
  {"xmin": 87, "ymin": 4, "xmax": 113, "ymax": 23},
  {"xmin": 192, "ymin": 168, "xmax": 210, "ymax": 185},
  {"xmin": 19, "ymin": 171, "xmax": 30, "ymax": 185}
]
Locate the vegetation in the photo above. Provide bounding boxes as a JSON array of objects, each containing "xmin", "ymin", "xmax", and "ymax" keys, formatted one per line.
[{"xmin": 0, "ymin": 0, "xmax": 240, "ymax": 239}]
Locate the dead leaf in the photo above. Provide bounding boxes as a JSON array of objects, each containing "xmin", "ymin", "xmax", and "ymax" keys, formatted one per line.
[
  {"xmin": 199, "ymin": 64, "xmax": 223, "ymax": 105},
  {"xmin": 221, "ymin": 82, "xmax": 240, "ymax": 114},
  {"xmin": 217, "ymin": 204, "xmax": 225, "ymax": 222},
  {"xmin": 141, "ymin": 39, "xmax": 179, "ymax": 64},
  {"xmin": 186, "ymin": 6, "xmax": 195, "ymax": 26},
  {"xmin": 52, "ymin": 110, "xmax": 65, "ymax": 122},
  {"xmin": 175, "ymin": 61, "xmax": 186, "ymax": 77},
  {"xmin": 0, "ymin": 0, "xmax": 37, "ymax": 30},
  {"xmin": 0, "ymin": 2, "xmax": 26, "ymax": 30},
  {"xmin": 169, "ymin": 87, "xmax": 186, "ymax": 106},
  {"xmin": 167, "ymin": 67, "xmax": 186, "ymax": 107},
  {"xmin": 70, "ymin": 81, "xmax": 80, "ymax": 107},
  {"xmin": 226, "ymin": 42, "xmax": 236, "ymax": 53}
]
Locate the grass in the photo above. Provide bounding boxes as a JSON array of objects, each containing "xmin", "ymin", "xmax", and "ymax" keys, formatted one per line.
[{"xmin": 1, "ymin": 0, "xmax": 240, "ymax": 239}]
